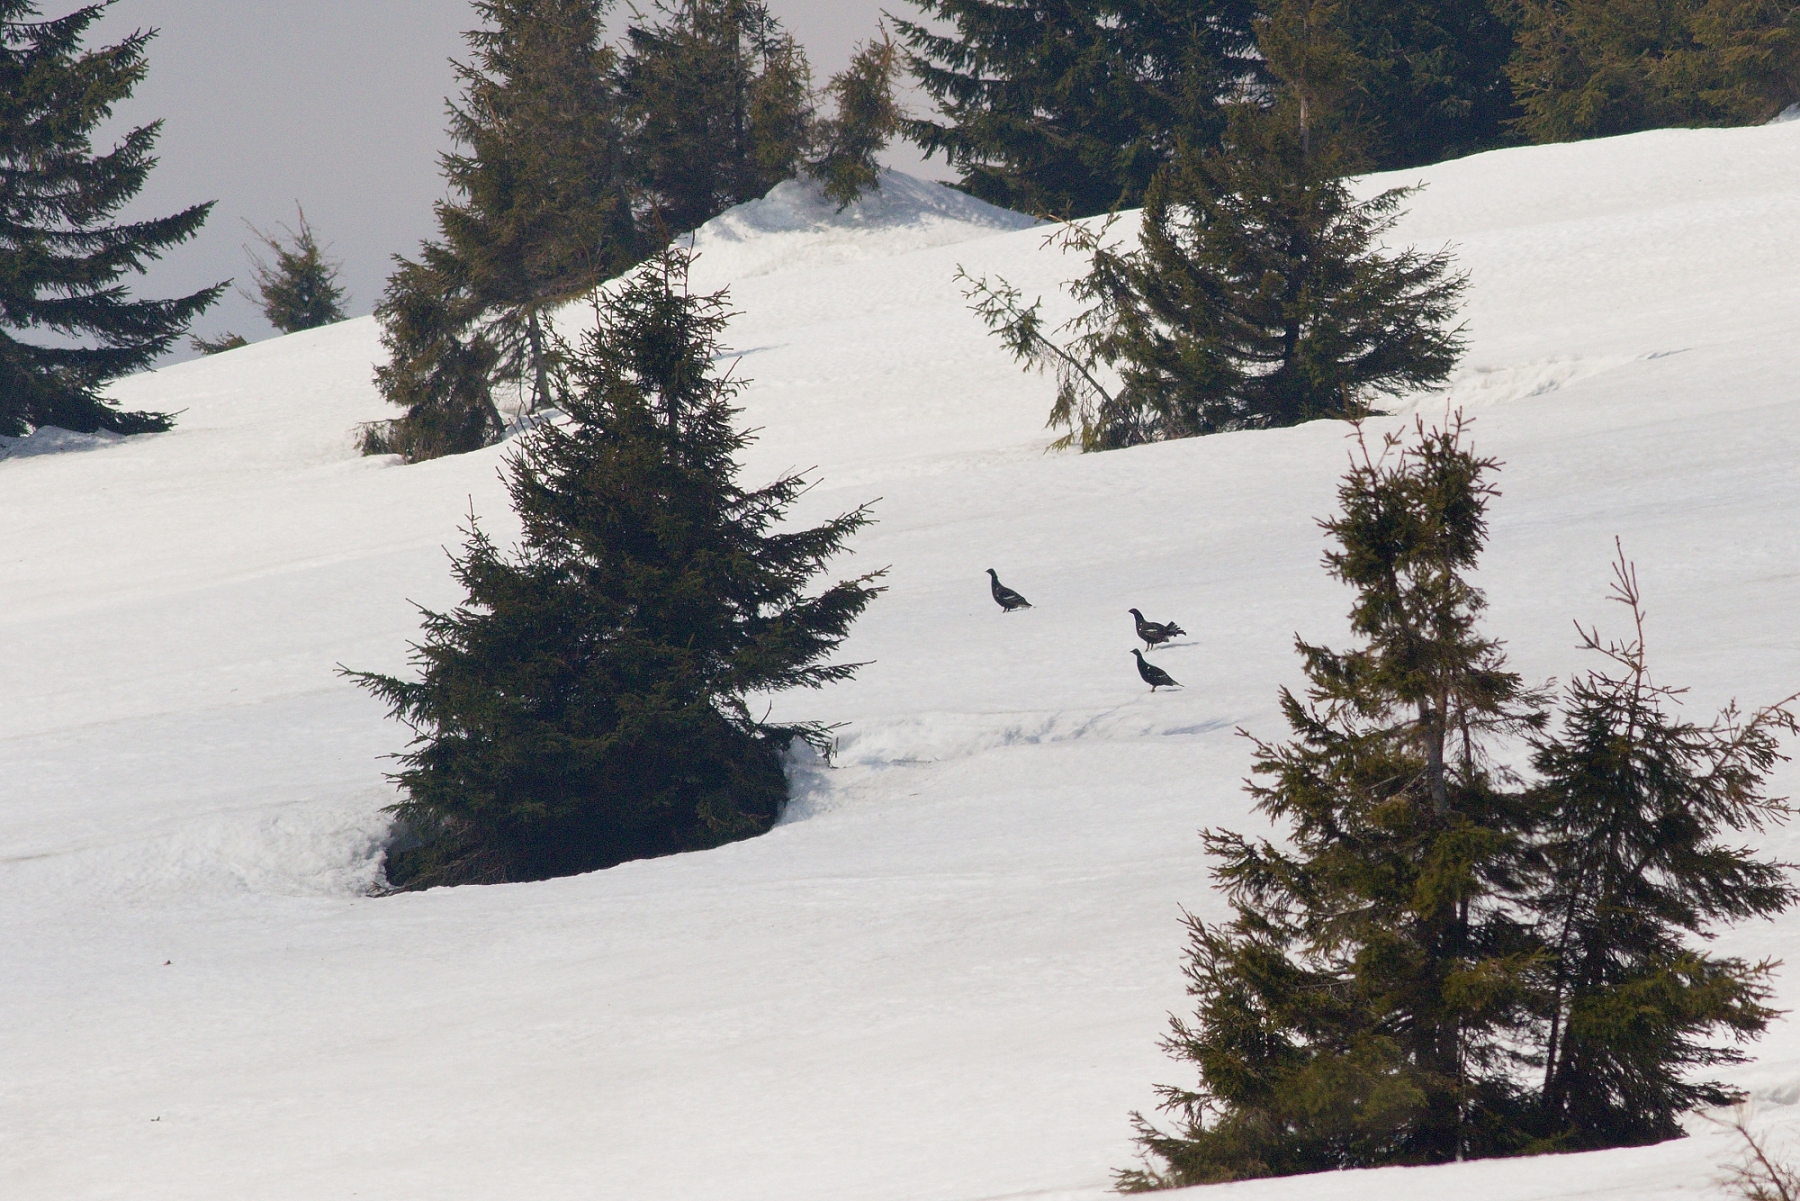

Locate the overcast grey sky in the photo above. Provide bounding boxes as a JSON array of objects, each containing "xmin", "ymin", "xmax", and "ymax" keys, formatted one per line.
[{"xmin": 80, "ymin": 0, "xmax": 952, "ymax": 356}]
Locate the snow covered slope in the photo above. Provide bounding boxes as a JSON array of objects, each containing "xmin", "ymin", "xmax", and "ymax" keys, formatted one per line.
[{"xmin": 5, "ymin": 129, "xmax": 1800, "ymax": 1200}]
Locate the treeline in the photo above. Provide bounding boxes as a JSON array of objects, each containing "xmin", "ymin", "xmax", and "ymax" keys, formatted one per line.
[
  {"xmin": 361, "ymin": 0, "xmax": 903, "ymax": 463},
  {"xmin": 899, "ymin": 0, "xmax": 1800, "ymax": 220}
]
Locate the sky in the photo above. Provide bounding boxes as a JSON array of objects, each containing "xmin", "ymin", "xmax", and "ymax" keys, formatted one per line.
[{"xmin": 79, "ymin": 0, "xmax": 954, "ymax": 357}]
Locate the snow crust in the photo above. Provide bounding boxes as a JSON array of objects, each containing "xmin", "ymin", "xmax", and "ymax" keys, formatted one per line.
[{"xmin": 4, "ymin": 136, "xmax": 1800, "ymax": 1201}]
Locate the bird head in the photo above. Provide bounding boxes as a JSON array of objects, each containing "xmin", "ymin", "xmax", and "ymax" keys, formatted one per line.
[
  {"xmin": 985, "ymin": 568, "xmax": 997, "ymax": 577},
  {"xmin": 1128, "ymin": 608, "xmax": 1142, "ymax": 618}
]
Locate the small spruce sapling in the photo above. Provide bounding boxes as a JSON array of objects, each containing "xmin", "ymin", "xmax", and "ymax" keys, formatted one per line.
[
  {"xmin": 243, "ymin": 205, "xmax": 348, "ymax": 333},
  {"xmin": 1529, "ymin": 544, "xmax": 1799, "ymax": 1149},
  {"xmin": 346, "ymin": 246, "xmax": 883, "ymax": 888},
  {"xmin": 189, "ymin": 331, "xmax": 249, "ymax": 356}
]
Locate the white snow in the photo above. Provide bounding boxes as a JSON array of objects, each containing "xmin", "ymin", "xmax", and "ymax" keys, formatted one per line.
[{"xmin": 5, "ymin": 139, "xmax": 1800, "ymax": 1200}]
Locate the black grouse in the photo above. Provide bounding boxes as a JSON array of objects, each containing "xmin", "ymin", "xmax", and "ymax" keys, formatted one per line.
[
  {"xmin": 986, "ymin": 568, "xmax": 1032, "ymax": 611},
  {"xmin": 1128, "ymin": 608, "xmax": 1187, "ymax": 651},
  {"xmin": 1131, "ymin": 649, "xmax": 1180, "ymax": 691}
]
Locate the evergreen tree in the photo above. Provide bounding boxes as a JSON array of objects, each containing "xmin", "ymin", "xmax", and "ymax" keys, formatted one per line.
[
  {"xmin": 1122, "ymin": 430, "xmax": 1800, "ymax": 1188},
  {"xmin": 189, "ymin": 330, "xmax": 247, "ymax": 355},
  {"xmin": 1529, "ymin": 547, "xmax": 1799, "ymax": 1149},
  {"xmin": 368, "ymin": 0, "xmax": 641, "ymax": 459},
  {"xmin": 1260, "ymin": 0, "xmax": 1520, "ymax": 170},
  {"xmin": 436, "ymin": 0, "xmax": 640, "ymax": 414},
  {"xmin": 620, "ymin": 0, "xmax": 816, "ymax": 237},
  {"xmin": 1121, "ymin": 418, "xmax": 1548, "ymax": 1187},
  {"xmin": 808, "ymin": 32, "xmax": 903, "ymax": 209},
  {"xmin": 893, "ymin": 0, "xmax": 1262, "ymax": 218},
  {"xmin": 243, "ymin": 205, "xmax": 347, "ymax": 333},
  {"xmin": 346, "ymin": 247, "xmax": 884, "ymax": 888},
  {"xmin": 1051, "ymin": 101, "xmax": 1465, "ymax": 449},
  {"xmin": 1506, "ymin": 0, "xmax": 1800, "ymax": 143},
  {"xmin": 363, "ymin": 257, "xmax": 503, "ymax": 462},
  {"xmin": 0, "ymin": 1, "xmax": 223, "ymax": 437}
]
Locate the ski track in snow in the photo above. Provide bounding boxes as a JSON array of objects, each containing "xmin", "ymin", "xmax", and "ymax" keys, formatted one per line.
[{"xmin": 5, "ymin": 132, "xmax": 1800, "ymax": 1199}]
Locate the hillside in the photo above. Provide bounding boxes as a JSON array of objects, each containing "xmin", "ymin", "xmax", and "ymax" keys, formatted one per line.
[{"xmin": 4, "ymin": 129, "xmax": 1800, "ymax": 1201}]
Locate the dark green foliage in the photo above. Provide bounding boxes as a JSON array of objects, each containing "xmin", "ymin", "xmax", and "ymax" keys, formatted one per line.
[
  {"xmin": 1048, "ymin": 103, "xmax": 1465, "ymax": 449},
  {"xmin": 366, "ymin": 258, "xmax": 503, "ymax": 463},
  {"xmin": 189, "ymin": 330, "xmax": 248, "ymax": 355},
  {"xmin": 1123, "ymin": 423, "xmax": 1800, "ymax": 1188},
  {"xmin": 1262, "ymin": 0, "xmax": 1521, "ymax": 170},
  {"xmin": 347, "ymin": 247, "xmax": 883, "ymax": 888},
  {"xmin": 893, "ymin": 0, "xmax": 1261, "ymax": 218},
  {"xmin": 0, "ymin": 0, "xmax": 223, "ymax": 437},
  {"xmin": 1506, "ymin": 0, "xmax": 1800, "ymax": 142},
  {"xmin": 243, "ymin": 205, "xmax": 346, "ymax": 333},
  {"xmin": 621, "ymin": 0, "xmax": 816, "ymax": 236},
  {"xmin": 438, "ymin": 0, "xmax": 640, "ymax": 411},
  {"xmin": 1121, "ymin": 419, "xmax": 1548, "ymax": 1187},
  {"xmin": 369, "ymin": 0, "xmax": 641, "ymax": 458},
  {"xmin": 1530, "ymin": 549, "xmax": 1799, "ymax": 1149},
  {"xmin": 809, "ymin": 32, "xmax": 902, "ymax": 209}
]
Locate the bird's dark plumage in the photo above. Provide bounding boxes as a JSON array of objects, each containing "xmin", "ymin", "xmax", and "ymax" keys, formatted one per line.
[
  {"xmin": 1132, "ymin": 649, "xmax": 1180, "ymax": 691},
  {"xmin": 986, "ymin": 568, "xmax": 1032, "ymax": 611},
  {"xmin": 1128, "ymin": 607, "xmax": 1187, "ymax": 651}
]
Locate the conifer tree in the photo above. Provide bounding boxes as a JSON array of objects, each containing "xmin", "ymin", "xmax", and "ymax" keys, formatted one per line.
[
  {"xmin": 1049, "ymin": 98, "xmax": 1465, "ymax": 449},
  {"xmin": 346, "ymin": 246, "xmax": 884, "ymax": 888},
  {"xmin": 893, "ymin": 0, "xmax": 1261, "ymax": 218},
  {"xmin": 1261, "ymin": 0, "xmax": 1520, "ymax": 170},
  {"xmin": 368, "ymin": 0, "xmax": 640, "ymax": 458},
  {"xmin": 364, "ymin": 258, "xmax": 503, "ymax": 462},
  {"xmin": 189, "ymin": 330, "xmax": 247, "ymax": 355},
  {"xmin": 0, "ymin": 1, "xmax": 223, "ymax": 437},
  {"xmin": 620, "ymin": 0, "xmax": 815, "ymax": 236},
  {"xmin": 1506, "ymin": 0, "xmax": 1800, "ymax": 142},
  {"xmin": 243, "ymin": 205, "xmax": 347, "ymax": 333},
  {"xmin": 1121, "ymin": 418, "xmax": 1548, "ymax": 1187},
  {"xmin": 437, "ymin": 0, "xmax": 640, "ymax": 414},
  {"xmin": 808, "ymin": 32, "xmax": 902, "ymax": 209},
  {"xmin": 1529, "ymin": 548, "xmax": 1799, "ymax": 1149}
]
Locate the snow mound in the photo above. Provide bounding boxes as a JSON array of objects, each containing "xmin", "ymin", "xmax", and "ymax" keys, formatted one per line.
[
  {"xmin": 0, "ymin": 425, "xmax": 125, "ymax": 458},
  {"xmin": 1774, "ymin": 102, "xmax": 1800, "ymax": 124},
  {"xmin": 682, "ymin": 169, "xmax": 1039, "ymax": 280}
]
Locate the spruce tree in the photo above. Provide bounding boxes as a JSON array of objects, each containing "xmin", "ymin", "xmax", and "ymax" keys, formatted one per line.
[
  {"xmin": 364, "ymin": 257, "xmax": 503, "ymax": 462},
  {"xmin": 1054, "ymin": 101, "xmax": 1466, "ymax": 449},
  {"xmin": 346, "ymin": 246, "xmax": 884, "ymax": 888},
  {"xmin": 243, "ymin": 205, "xmax": 347, "ymax": 333},
  {"xmin": 620, "ymin": 0, "xmax": 816, "ymax": 237},
  {"xmin": 1506, "ymin": 0, "xmax": 1800, "ymax": 143},
  {"xmin": 436, "ymin": 0, "xmax": 640, "ymax": 414},
  {"xmin": 1529, "ymin": 548, "xmax": 1799, "ymax": 1149},
  {"xmin": 808, "ymin": 32, "xmax": 902, "ymax": 210},
  {"xmin": 0, "ymin": 1, "xmax": 223, "ymax": 437},
  {"xmin": 189, "ymin": 330, "xmax": 247, "ymax": 355},
  {"xmin": 1263, "ymin": 0, "xmax": 1520, "ymax": 171},
  {"xmin": 893, "ymin": 0, "xmax": 1261, "ymax": 218},
  {"xmin": 1121, "ymin": 418, "xmax": 1548, "ymax": 1187},
  {"xmin": 368, "ymin": 0, "xmax": 641, "ymax": 458}
]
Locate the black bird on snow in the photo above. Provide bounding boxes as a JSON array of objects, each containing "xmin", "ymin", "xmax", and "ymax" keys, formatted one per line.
[
  {"xmin": 985, "ymin": 568, "xmax": 1032, "ymax": 611},
  {"xmin": 1128, "ymin": 608, "xmax": 1187, "ymax": 652},
  {"xmin": 1131, "ymin": 649, "xmax": 1181, "ymax": 691}
]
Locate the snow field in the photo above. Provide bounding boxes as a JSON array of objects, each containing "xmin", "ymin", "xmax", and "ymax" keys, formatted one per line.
[{"xmin": 4, "ymin": 130, "xmax": 1800, "ymax": 1199}]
